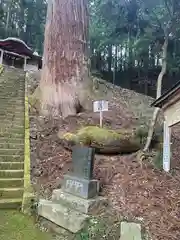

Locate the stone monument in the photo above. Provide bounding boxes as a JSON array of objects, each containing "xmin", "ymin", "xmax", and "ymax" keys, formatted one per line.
[
  {"xmin": 38, "ymin": 145, "xmax": 107, "ymax": 233},
  {"xmin": 62, "ymin": 146, "xmax": 99, "ymax": 199}
]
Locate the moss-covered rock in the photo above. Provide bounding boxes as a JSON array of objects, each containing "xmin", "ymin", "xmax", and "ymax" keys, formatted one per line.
[{"xmin": 59, "ymin": 126, "xmax": 141, "ymax": 154}]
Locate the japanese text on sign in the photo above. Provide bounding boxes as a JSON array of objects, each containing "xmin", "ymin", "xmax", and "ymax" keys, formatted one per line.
[{"xmin": 93, "ymin": 100, "xmax": 108, "ymax": 112}]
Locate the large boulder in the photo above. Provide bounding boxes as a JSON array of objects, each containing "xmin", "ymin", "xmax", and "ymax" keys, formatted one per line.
[{"xmin": 58, "ymin": 126, "xmax": 142, "ymax": 154}]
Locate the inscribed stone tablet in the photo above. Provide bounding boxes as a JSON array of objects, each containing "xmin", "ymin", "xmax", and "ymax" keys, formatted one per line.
[{"xmin": 71, "ymin": 146, "xmax": 95, "ymax": 180}]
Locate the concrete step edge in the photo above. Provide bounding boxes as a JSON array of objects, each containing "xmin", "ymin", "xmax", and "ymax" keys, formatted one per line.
[
  {"xmin": 0, "ymin": 198, "xmax": 22, "ymax": 203},
  {"xmin": 0, "ymin": 142, "xmax": 24, "ymax": 146},
  {"xmin": 0, "ymin": 162, "xmax": 24, "ymax": 169},
  {"xmin": 0, "ymin": 170, "xmax": 24, "ymax": 173},
  {"xmin": 0, "ymin": 137, "xmax": 24, "ymax": 142},
  {"xmin": 0, "ymin": 187, "xmax": 24, "ymax": 191},
  {"xmin": 0, "ymin": 178, "xmax": 24, "ymax": 181},
  {"xmin": 0, "ymin": 162, "xmax": 24, "ymax": 164},
  {"xmin": 0, "ymin": 154, "xmax": 23, "ymax": 157},
  {"xmin": 0, "ymin": 97, "xmax": 24, "ymax": 99}
]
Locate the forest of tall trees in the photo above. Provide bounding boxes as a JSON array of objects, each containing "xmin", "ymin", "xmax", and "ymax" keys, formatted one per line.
[
  {"xmin": 0, "ymin": 0, "xmax": 47, "ymax": 54},
  {"xmin": 1, "ymin": 0, "xmax": 180, "ymax": 97}
]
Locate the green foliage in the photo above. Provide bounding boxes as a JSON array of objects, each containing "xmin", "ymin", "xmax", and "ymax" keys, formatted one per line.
[
  {"xmin": 90, "ymin": 0, "xmax": 180, "ymax": 75},
  {"xmin": 75, "ymin": 216, "xmax": 120, "ymax": 240},
  {"xmin": 0, "ymin": 210, "xmax": 52, "ymax": 240},
  {"xmin": 0, "ymin": 0, "xmax": 47, "ymax": 54},
  {"xmin": 1, "ymin": 0, "xmax": 180, "ymax": 79}
]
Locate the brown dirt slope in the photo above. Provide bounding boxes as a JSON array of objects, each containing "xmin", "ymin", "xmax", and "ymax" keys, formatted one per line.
[{"xmin": 28, "ymin": 72, "xmax": 180, "ymax": 240}]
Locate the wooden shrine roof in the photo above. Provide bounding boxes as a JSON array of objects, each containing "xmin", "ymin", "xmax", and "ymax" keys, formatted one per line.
[
  {"xmin": 0, "ymin": 37, "xmax": 41, "ymax": 59},
  {"xmin": 151, "ymin": 80, "xmax": 180, "ymax": 108}
]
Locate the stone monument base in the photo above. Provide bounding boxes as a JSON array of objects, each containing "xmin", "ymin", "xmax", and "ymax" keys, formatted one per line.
[
  {"xmin": 38, "ymin": 199, "xmax": 89, "ymax": 233},
  {"xmin": 38, "ymin": 189, "xmax": 107, "ymax": 233},
  {"xmin": 52, "ymin": 189, "xmax": 107, "ymax": 214}
]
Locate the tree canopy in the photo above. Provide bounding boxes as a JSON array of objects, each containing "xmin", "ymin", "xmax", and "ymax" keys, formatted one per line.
[
  {"xmin": 0, "ymin": 0, "xmax": 180, "ymax": 96},
  {"xmin": 0, "ymin": 0, "xmax": 47, "ymax": 54}
]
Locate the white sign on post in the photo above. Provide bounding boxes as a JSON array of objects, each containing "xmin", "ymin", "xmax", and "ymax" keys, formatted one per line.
[
  {"xmin": 93, "ymin": 100, "xmax": 108, "ymax": 127},
  {"xmin": 163, "ymin": 121, "xmax": 171, "ymax": 172}
]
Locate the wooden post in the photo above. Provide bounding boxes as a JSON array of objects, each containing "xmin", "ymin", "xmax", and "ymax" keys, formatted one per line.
[
  {"xmin": 100, "ymin": 110, "xmax": 103, "ymax": 128},
  {"xmin": 12, "ymin": 58, "xmax": 15, "ymax": 67},
  {"xmin": 0, "ymin": 50, "xmax": 4, "ymax": 64},
  {"xmin": 24, "ymin": 57, "xmax": 27, "ymax": 71},
  {"xmin": 163, "ymin": 121, "xmax": 171, "ymax": 172}
]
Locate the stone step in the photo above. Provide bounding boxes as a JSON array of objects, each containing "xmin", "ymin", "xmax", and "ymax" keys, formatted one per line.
[
  {"xmin": 0, "ymin": 100, "xmax": 24, "ymax": 104},
  {"xmin": 0, "ymin": 93, "xmax": 24, "ymax": 98},
  {"xmin": 0, "ymin": 137, "xmax": 24, "ymax": 144},
  {"xmin": 0, "ymin": 162, "xmax": 24, "ymax": 170},
  {"xmin": 0, "ymin": 84, "xmax": 23, "ymax": 88},
  {"xmin": 0, "ymin": 108, "xmax": 24, "ymax": 113},
  {"xmin": 0, "ymin": 124, "xmax": 24, "ymax": 130},
  {"xmin": 0, "ymin": 155, "xmax": 23, "ymax": 162},
  {"xmin": 0, "ymin": 98, "xmax": 24, "ymax": 102},
  {"xmin": 0, "ymin": 87, "xmax": 24, "ymax": 91},
  {"xmin": 0, "ymin": 86, "xmax": 24, "ymax": 89},
  {"xmin": 0, "ymin": 169, "xmax": 24, "ymax": 178},
  {"xmin": 0, "ymin": 94, "xmax": 24, "ymax": 98},
  {"xmin": 0, "ymin": 123, "xmax": 24, "ymax": 128},
  {"xmin": 0, "ymin": 78, "xmax": 24, "ymax": 82},
  {"xmin": 0, "ymin": 88, "xmax": 24, "ymax": 92},
  {"xmin": 0, "ymin": 149, "xmax": 24, "ymax": 156},
  {"xmin": 0, "ymin": 99, "xmax": 24, "ymax": 103},
  {"xmin": 0, "ymin": 117, "xmax": 24, "ymax": 123},
  {"xmin": 0, "ymin": 121, "xmax": 24, "ymax": 126},
  {"xmin": 0, "ymin": 75, "xmax": 24, "ymax": 79},
  {"xmin": 0, "ymin": 116, "xmax": 24, "ymax": 123},
  {"xmin": 0, "ymin": 142, "xmax": 24, "ymax": 149},
  {"xmin": 0, "ymin": 115, "xmax": 24, "ymax": 121},
  {"xmin": 0, "ymin": 91, "xmax": 24, "ymax": 95},
  {"xmin": 0, "ymin": 178, "xmax": 24, "ymax": 188},
  {"xmin": 38, "ymin": 199, "xmax": 89, "ymax": 233},
  {"xmin": 0, "ymin": 112, "xmax": 24, "ymax": 118},
  {"xmin": 0, "ymin": 86, "xmax": 24, "ymax": 90},
  {"xmin": 0, "ymin": 96, "xmax": 24, "ymax": 100},
  {"xmin": 0, "ymin": 198, "xmax": 22, "ymax": 209},
  {"xmin": 0, "ymin": 106, "xmax": 24, "ymax": 111},
  {"xmin": 0, "ymin": 127, "xmax": 24, "ymax": 135},
  {"xmin": 0, "ymin": 81, "xmax": 24, "ymax": 85},
  {"xmin": 0, "ymin": 99, "xmax": 24, "ymax": 104},
  {"xmin": 0, "ymin": 105, "xmax": 24, "ymax": 110},
  {"xmin": 0, "ymin": 187, "xmax": 24, "ymax": 199},
  {"xmin": 0, "ymin": 116, "xmax": 24, "ymax": 122},
  {"xmin": 0, "ymin": 83, "xmax": 24, "ymax": 87},
  {"xmin": 0, "ymin": 95, "xmax": 24, "ymax": 100},
  {"xmin": 0, "ymin": 132, "xmax": 24, "ymax": 138}
]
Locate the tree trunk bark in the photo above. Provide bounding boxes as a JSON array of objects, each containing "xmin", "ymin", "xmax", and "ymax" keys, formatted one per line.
[
  {"xmin": 113, "ymin": 45, "xmax": 118, "ymax": 84},
  {"xmin": 107, "ymin": 44, "xmax": 112, "ymax": 74},
  {"xmin": 5, "ymin": 5, "xmax": 10, "ymax": 36},
  {"xmin": 40, "ymin": 0, "xmax": 89, "ymax": 118},
  {"xmin": 143, "ymin": 36, "xmax": 168, "ymax": 152}
]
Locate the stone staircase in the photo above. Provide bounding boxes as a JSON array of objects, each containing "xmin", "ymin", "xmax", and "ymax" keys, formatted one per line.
[{"xmin": 0, "ymin": 67, "xmax": 25, "ymax": 209}]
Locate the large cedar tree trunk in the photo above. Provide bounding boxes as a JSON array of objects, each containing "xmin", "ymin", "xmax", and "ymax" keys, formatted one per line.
[{"xmin": 40, "ymin": 0, "xmax": 89, "ymax": 118}]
